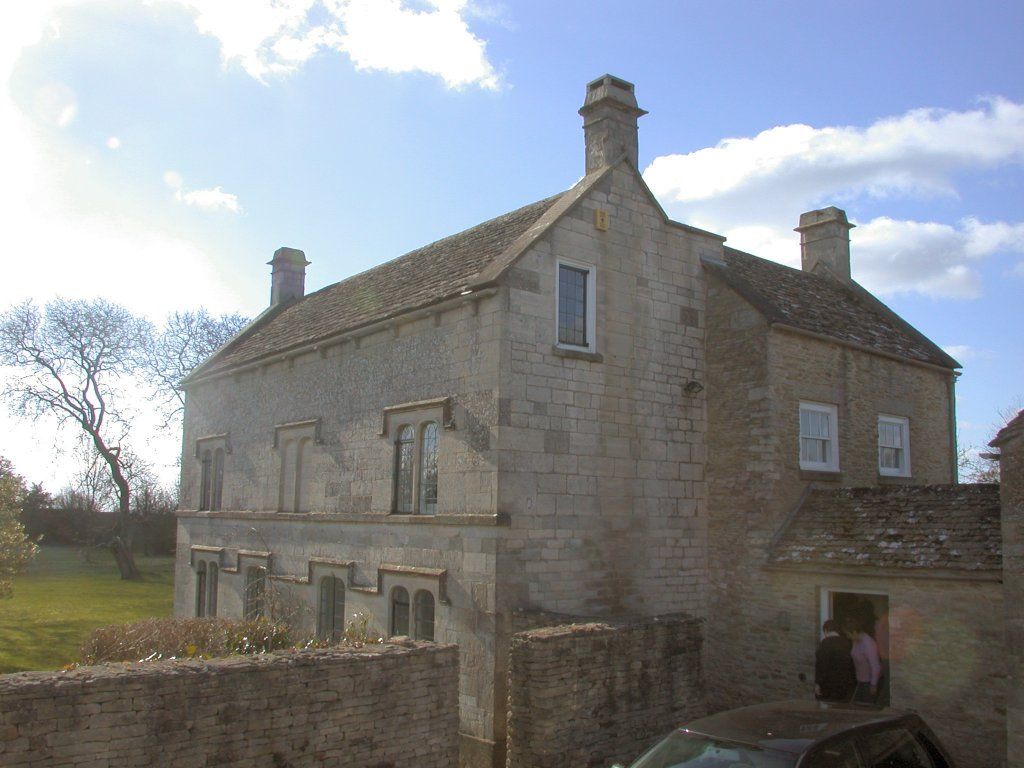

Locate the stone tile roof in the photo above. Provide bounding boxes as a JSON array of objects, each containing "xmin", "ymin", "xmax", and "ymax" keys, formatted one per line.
[
  {"xmin": 769, "ymin": 484, "xmax": 1001, "ymax": 572},
  {"xmin": 991, "ymin": 410, "xmax": 1024, "ymax": 447},
  {"xmin": 703, "ymin": 248, "xmax": 959, "ymax": 369},
  {"xmin": 197, "ymin": 193, "xmax": 565, "ymax": 376}
]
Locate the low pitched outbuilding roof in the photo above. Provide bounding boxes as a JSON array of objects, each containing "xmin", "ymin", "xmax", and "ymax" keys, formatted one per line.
[
  {"xmin": 769, "ymin": 484, "xmax": 1001, "ymax": 573},
  {"xmin": 990, "ymin": 410, "xmax": 1024, "ymax": 448},
  {"xmin": 702, "ymin": 248, "xmax": 960, "ymax": 370}
]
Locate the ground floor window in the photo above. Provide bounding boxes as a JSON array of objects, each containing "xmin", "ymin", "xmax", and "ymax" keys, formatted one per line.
[
  {"xmin": 390, "ymin": 586, "xmax": 410, "ymax": 636},
  {"xmin": 820, "ymin": 588, "xmax": 890, "ymax": 705},
  {"xmin": 244, "ymin": 566, "xmax": 266, "ymax": 621},
  {"xmin": 195, "ymin": 562, "xmax": 207, "ymax": 617},
  {"xmin": 414, "ymin": 590, "xmax": 435, "ymax": 641},
  {"xmin": 318, "ymin": 575, "xmax": 346, "ymax": 641}
]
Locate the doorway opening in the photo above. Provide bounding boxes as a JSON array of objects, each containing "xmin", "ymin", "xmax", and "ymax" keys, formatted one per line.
[{"xmin": 820, "ymin": 589, "xmax": 890, "ymax": 705}]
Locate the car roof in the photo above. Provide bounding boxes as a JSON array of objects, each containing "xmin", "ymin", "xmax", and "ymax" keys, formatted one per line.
[{"xmin": 680, "ymin": 700, "xmax": 918, "ymax": 755}]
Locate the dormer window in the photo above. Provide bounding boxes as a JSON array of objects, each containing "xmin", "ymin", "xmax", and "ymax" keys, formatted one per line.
[{"xmin": 556, "ymin": 260, "xmax": 596, "ymax": 351}]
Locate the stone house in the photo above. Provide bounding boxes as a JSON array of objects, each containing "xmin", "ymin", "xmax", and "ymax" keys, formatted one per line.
[{"xmin": 174, "ymin": 75, "xmax": 1007, "ymax": 767}]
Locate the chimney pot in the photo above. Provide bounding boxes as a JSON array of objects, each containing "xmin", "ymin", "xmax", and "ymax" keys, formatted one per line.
[
  {"xmin": 268, "ymin": 247, "xmax": 310, "ymax": 306},
  {"xmin": 795, "ymin": 207, "xmax": 855, "ymax": 281},
  {"xmin": 579, "ymin": 74, "xmax": 647, "ymax": 174}
]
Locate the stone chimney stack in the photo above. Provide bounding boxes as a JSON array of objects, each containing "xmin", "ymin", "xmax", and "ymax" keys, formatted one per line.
[
  {"xmin": 268, "ymin": 247, "xmax": 310, "ymax": 306},
  {"xmin": 795, "ymin": 207, "xmax": 855, "ymax": 281},
  {"xmin": 579, "ymin": 74, "xmax": 647, "ymax": 174}
]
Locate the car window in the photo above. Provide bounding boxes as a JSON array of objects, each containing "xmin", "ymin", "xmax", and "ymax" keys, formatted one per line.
[
  {"xmin": 628, "ymin": 732, "xmax": 795, "ymax": 768},
  {"xmin": 802, "ymin": 738, "xmax": 861, "ymax": 768},
  {"xmin": 857, "ymin": 728, "xmax": 934, "ymax": 768}
]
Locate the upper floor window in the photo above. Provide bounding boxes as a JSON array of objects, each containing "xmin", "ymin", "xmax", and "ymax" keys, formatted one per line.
[
  {"xmin": 556, "ymin": 260, "xmax": 596, "ymax": 351},
  {"xmin": 317, "ymin": 575, "xmax": 346, "ymax": 642},
  {"xmin": 198, "ymin": 444, "xmax": 225, "ymax": 511},
  {"xmin": 799, "ymin": 402, "xmax": 839, "ymax": 472},
  {"xmin": 392, "ymin": 420, "xmax": 440, "ymax": 515},
  {"xmin": 244, "ymin": 566, "xmax": 266, "ymax": 621},
  {"xmin": 275, "ymin": 420, "xmax": 319, "ymax": 513},
  {"xmin": 878, "ymin": 415, "xmax": 911, "ymax": 477}
]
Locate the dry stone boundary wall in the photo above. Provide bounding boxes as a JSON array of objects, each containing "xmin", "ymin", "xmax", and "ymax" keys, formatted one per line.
[
  {"xmin": 0, "ymin": 642, "xmax": 458, "ymax": 768},
  {"xmin": 506, "ymin": 614, "xmax": 705, "ymax": 768}
]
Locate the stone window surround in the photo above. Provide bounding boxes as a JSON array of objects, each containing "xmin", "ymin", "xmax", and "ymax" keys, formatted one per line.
[
  {"xmin": 195, "ymin": 434, "xmax": 230, "ymax": 512},
  {"xmin": 193, "ymin": 556, "xmax": 219, "ymax": 618},
  {"xmin": 381, "ymin": 398, "xmax": 453, "ymax": 516},
  {"xmin": 188, "ymin": 546, "xmax": 449, "ymax": 634},
  {"xmin": 554, "ymin": 257, "xmax": 597, "ymax": 354},
  {"xmin": 799, "ymin": 401, "xmax": 840, "ymax": 473},
  {"xmin": 274, "ymin": 418, "xmax": 322, "ymax": 513},
  {"xmin": 388, "ymin": 582, "xmax": 438, "ymax": 642},
  {"xmin": 878, "ymin": 414, "xmax": 912, "ymax": 478}
]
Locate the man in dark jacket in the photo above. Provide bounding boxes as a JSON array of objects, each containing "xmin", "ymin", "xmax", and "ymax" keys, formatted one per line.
[{"xmin": 815, "ymin": 619, "xmax": 856, "ymax": 701}]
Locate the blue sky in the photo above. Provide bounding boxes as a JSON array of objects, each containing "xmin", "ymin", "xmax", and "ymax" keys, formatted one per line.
[{"xmin": 0, "ymin": 0, "xmax": 1021, "ymax": 489}]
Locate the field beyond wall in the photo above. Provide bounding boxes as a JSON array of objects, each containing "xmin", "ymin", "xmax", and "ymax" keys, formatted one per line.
[{"xmin": 0, "ymin": 546, "xmax": 174, "ymax": 673}]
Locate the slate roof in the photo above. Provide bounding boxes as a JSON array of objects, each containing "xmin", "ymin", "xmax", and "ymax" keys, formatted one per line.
[
  {"xmin": 196, "ymin": 192, "xmax": 565, "ymax": 377},
  {"xmin": 769, "ymin": 484, "xmax": 1001, "ymax": 572},
  {"xmin": 703, "ymin": 248, "xmax": 960, "ymax": 369}
]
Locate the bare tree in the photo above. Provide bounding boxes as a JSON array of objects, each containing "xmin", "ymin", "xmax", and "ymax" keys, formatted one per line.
[
  {"xmin": 144, "ymin": 309, "xmax": 249, "ymax": 427},
  {"xmin": 0, "ymin": 299, "xmax": 152, "ymax": 579},
  {"xmin": 958, "ymin": 397, "xmax": 1023, "ymax": 483}
]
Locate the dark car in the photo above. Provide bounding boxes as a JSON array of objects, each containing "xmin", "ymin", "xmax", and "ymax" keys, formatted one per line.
[{"xmin": 616, "ymin": 700, "xmax": 955, "ymax": 768}]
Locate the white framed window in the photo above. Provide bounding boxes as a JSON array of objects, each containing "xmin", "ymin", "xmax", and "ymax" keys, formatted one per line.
[
  {"xmin": 555, "ymin": 259, "xmax": 596, "ymax": 351},
  {"xmin": 799, "ymin": 402, "xmax": 839, "ymax": 471},
  {"xmin": 878, "ymin": 415, "xmax": 911, "ymax": 477}
]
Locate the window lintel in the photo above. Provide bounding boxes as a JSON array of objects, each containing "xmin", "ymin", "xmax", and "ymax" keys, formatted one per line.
[{"xmin": 379, "ymin": 396, "xmax": 454, "ymax": 436}]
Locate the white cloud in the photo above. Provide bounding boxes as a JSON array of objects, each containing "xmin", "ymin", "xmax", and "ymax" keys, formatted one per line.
[
  {"xmin": 177, "ymin": 0, "xmax": 500, "ymax": 88},
  {"xmin": 644, "ymin": 99, "xmax": 1024, "ymax": 298},
  {"xmin": 181, "ymin": 186, "xmax": 242, "ymax": 213},
  {"xmin": 106, "ymin": 135, "xmax": 120, "ymax": 149},
  {"xmin": 942, "ymin": 345, "xmax": 994, "ymax": 362}
]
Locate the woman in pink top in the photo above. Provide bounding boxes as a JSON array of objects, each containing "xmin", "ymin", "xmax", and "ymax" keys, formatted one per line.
[{"xmin": 844, "ymin": 617, "xmax": 882, "ymax": 703}]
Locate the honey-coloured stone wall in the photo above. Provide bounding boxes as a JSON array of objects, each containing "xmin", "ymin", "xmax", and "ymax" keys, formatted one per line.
[{"xmin": 0, "ymin": 643, "xmax": 458, "ymax": 768}]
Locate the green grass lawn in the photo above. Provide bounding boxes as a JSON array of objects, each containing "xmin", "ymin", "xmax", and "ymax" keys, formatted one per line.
[{"xmin": 0, "ymin": 545, "xmax": 175, "ymax": 673}]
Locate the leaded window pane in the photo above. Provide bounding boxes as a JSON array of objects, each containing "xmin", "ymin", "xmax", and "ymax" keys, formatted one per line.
[
  {"xmin": 332, "ymin": 578, "xmax": 346, "ymax": 640},
  {"xmin": 395, "ymin": 426, "xmax": 415, "ymax": 513},
  {"xmin": 195, "ymin": 562, "xmax": 207, "ymax": 617},
  {"xmin": 420, "ymin": 422, "xmax": 439, "ymax": 515},
  {"xmin": 207, "ymin": 563, "xmax": 218, "ymax": 617},
  {"xmin": 318, "ymin": 577, "xmax": 334, "ymax": 639},
  {"xmin": 558, "ymin": 265, "xmax": 588, "ymax": 346},
  {"xmin": 212, "ymin": 449, "xmax": 224, "ymax": 511},
  {"xmin": 244, "ymin": 567, "xmax": 266, "ymax": 621},
  {"xmin": 391, "ymin": 587, "xmax": 410, "ymax": 637},
  {"xmin": 414, "ymin": 590, "xmax": 435, "ymax": 642},
  {"xmin": 200, "ymin": 451, "xmax": 212, "ymax": 511}
]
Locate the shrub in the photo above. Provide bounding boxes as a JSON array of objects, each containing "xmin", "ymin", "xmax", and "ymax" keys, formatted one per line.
[{"xmin": 80, "ymin": 617, "xmax": 292, "ymax": 664}]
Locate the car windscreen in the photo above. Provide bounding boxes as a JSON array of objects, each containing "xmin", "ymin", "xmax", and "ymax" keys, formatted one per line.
[{"xmin": 627, "ymin": 731, "xmax": 797, "ymax": 768}]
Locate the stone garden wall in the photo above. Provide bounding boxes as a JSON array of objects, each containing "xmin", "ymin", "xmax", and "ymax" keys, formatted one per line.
[
  {"xmin": 0, "ymin": 642, "xmax": 458, "ymax": 768},
  {"xmin": 506, "ymin": 615, "xmax": 704, "ymax": 768}
]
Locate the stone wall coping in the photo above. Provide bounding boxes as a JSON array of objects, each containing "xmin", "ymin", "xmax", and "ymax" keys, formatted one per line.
[
  {"xmin": 0, "ymin": 642, "xmax": 457, "ymax": 694},
  {"xmin": 512, "ymin": 613, "xmax": 703, "ymax": 643},
  {"xmin": 177, "ymin": 509, "xmax": 509, "ymax": 526}
]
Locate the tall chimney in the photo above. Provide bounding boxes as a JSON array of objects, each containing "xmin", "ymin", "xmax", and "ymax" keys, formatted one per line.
[
  {"xmin": 579, "ymin": 74, "xmax": 647, "ymax": 174},
  {"xmin": 795, "ymin": 207, "xmax": 855, "ymax": 281},
  {"xmin": 268, "ymin": 247, "xmax": 310, "ymax": 306}
]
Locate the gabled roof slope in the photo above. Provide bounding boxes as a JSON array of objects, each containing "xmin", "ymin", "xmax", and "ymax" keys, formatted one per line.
[
  {"xmin": 703, "ymin": 248, "xmax": 959, "ymax": 369},
  {"xmin": 991, "ymin": 410, "xmax": 1024, "ymax": 448},
  {"xmin": 769, "ymin": 484, "xmax": 1001, "ymax": 572},
  {"xmin": 196, "ymin": 192, "xmax": 565, "ymax": 378}
]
